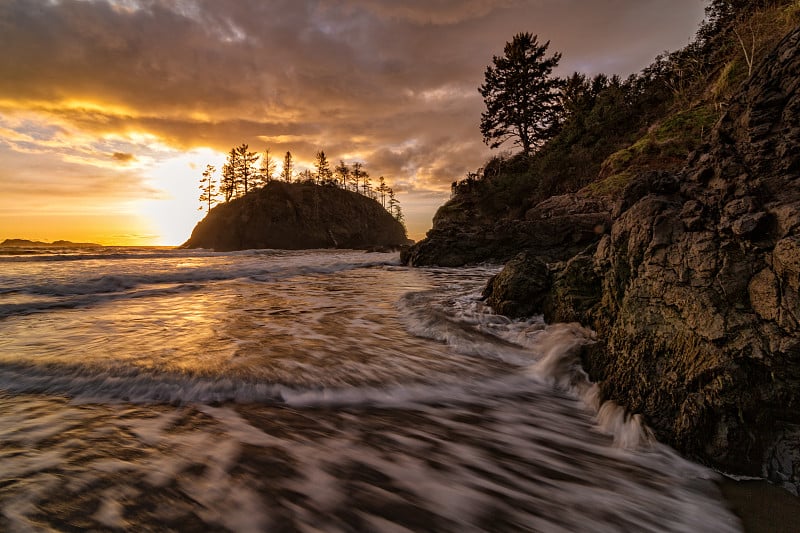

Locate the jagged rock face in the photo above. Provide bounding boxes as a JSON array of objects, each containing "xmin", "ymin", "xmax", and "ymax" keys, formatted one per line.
[
  {"xmin": 401, "ymin": 192, "xmax": 611, "ymax": 266},
  {"xmin": 183, "ymin": 182, "xmax": 408, "ymax": 251},
  {"xmin": 576, "ymin": 27, "xmax": 800, "ymax": 491},
  {"xmin": 480, "ymin": 26, "xmax": 800, "ymax": 491}
]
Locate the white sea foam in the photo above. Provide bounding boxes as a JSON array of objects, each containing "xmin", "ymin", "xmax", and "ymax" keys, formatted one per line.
[{"xmin": 0, "ymin": 251, "xmax": 743, "ymax": 531}]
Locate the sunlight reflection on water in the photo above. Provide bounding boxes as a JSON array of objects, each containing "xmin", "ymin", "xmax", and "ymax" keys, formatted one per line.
[{"xmin": 0, "ymin": 249, "xmax": 741, "ymax": 531}]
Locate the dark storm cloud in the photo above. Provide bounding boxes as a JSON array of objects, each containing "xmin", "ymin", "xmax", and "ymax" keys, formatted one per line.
[{"xmin": 0, "ymin": 0, "xmax": 706, "ymax": 196}]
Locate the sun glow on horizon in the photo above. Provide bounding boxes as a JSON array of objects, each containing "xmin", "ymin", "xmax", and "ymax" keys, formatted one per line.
[{"xmin": 135, "ymin": 148, "xmax": 228, "ymax": 246}]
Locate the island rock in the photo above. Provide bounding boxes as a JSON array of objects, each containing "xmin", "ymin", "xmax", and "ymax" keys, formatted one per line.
[{"xmin": 183, "ymin": 181, "xmax": 409, "ymax": 251}]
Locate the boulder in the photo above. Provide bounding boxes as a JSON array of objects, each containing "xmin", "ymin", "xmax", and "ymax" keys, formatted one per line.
[{"xmin": 482, "ymin": 253, "xmax": 550, "ymax": 318}]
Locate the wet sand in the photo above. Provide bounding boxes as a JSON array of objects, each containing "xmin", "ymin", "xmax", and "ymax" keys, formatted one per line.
[{"xmin": 719, "ymin": 479, "xmax": 800, "ymax": 533}]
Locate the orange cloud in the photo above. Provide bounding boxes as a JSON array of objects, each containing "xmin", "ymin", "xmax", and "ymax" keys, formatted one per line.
[{"xmin": 0, "ymin": 0, "xmax": 707, "ymax": 244}]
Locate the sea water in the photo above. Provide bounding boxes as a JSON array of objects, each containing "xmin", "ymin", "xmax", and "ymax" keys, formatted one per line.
[{"xmin": 0, "ymin": 247, "xmax": 741, "ymax": 531}]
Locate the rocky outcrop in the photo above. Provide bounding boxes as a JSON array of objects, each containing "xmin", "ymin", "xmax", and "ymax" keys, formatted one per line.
[
  {"xmin": 483, "ymin": 27, "xmax": 800, "ymax": 492},
  {"xmin": 183, "ymin": 181, "xmax": 408, "ymax": 251},
  {"xmin": 401, "ymin": 192, "xmax": 611, "ymax": 266},
  {"xmin": 482, "ymin": 252, "xmax": 550, "ymax": 317}
]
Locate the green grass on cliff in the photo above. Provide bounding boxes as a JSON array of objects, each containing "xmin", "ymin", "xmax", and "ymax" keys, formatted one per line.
[
  {"xmin": 441, "ymin": 0, "xmax": 800, "ymax": 218},
  {"xmin": 586, "ymin": 105, "xmax": 721, "ymax": 199}
]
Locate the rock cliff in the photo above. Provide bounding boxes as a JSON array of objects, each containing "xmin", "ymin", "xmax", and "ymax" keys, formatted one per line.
[
  {"xmin": 481, "ymin": 26, "xmax": 800, "ymax": 492},
  {"xmin": 183, "ymin": 181, "xmax": 408, "ymax": 251},
  {"xmin": 401, "ymin": 191, "xmax": 611, "ymax": 267}
]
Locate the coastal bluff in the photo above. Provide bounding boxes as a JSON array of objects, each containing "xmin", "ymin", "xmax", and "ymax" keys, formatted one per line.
[
  {"xmin": 405, "ymin": 25, "xmax": 800, "ymax": 492},
  {"xmin": 183, "ymin": 181, "xmax": 408, "ymax": 252}
]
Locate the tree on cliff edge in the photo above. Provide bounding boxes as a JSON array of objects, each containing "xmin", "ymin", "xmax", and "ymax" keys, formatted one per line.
[
  {"xmin": 258, "ymin": 146, "xmax": 277, "ymax": 186},
  {"xmin": 479, "ymin": 32, "xmax": 563, "ymax": 156},
  {"xmin": 235, "ymin": 143, "xmax": 259, "ymax": 194},
  {"xmin": 315, "ymin": 150, "xmax": 333, "ymax": 185},
  {"xmin": 221, "ymin": 149, "xmax": 238, "ymax": 201},
  {"xmin": 281, "ymin": 151, "xmax": 293, "ymax": 182},
  {"xmin": 198, "ymin": 164, "xmax": 217, "ymax": 213}
]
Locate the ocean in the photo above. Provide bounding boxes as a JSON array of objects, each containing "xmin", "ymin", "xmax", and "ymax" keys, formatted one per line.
[{"xmin": 0, "ymin": 246, "xmax": 740, "ymax": 531}]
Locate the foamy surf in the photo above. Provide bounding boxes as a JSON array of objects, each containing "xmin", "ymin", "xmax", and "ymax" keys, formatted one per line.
[{"xmin": 0, "ymin": 248, "xmax": 742, "ymax": 531}]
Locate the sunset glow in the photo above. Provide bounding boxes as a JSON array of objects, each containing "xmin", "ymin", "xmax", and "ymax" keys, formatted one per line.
[{"xmin": 0, "ymin": 0, "xmax": 706, "ymax": 245}]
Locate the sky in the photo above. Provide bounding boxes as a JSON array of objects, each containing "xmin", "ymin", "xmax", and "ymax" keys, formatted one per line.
[{"xmin": 0, "ymin": 0, "xmax": 708, "ymax": 245}]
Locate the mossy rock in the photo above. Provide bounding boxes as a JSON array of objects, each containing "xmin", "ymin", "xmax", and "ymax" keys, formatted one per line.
[{"xmin": 482, "ymin": 252, "xmax": 550, "ymax": 318}]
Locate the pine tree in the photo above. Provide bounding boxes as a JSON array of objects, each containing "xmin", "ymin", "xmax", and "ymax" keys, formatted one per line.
[
  {"xmin": 281, "ymin": 151, "xmax": 293, "ymax": 182},
  {"xmin": 377, "ymin": 176, "xmax": 388, "ymax": 208},
  {"xmin": 198, "ymin": 164, "xmax": 217, "ymax": 213},
  {"xmin": 234, "ymin": 143, "xmax": 258, "ymax": 195},
  {"xmin": 298, "ymin": 169, "xmax": 314, "ymax": 183},
  {"xmin": 335, "ymin": 160, "xmax": 350, "ymax": 190},
  {"xmin": 479, "ymin": 32, "xmax": 563, "ymax": 156},
  {"xmin": 221, "ymin": 148, "xmax": 238, "ymax": 201},
  {"xmin": 351, "ymin": 162, "xmax": 365, "ymax": 193},
  {"xmin": 258, "ymin": 147, "xmax": 277, "ymax": 187},
  {"xmin": 388, "ymin": 188, "xmax": 399, "ymax": 217},
  {"xmin": 361, "ymin": 170, "xmax": 371, "ymax": 197},
  {"xmin": 314, "ymin": 150, "xmax": 333, "ymax": 185},
  {"xmin": 394, "ymin": 204, "xmax": 405, "ymax": 224}
]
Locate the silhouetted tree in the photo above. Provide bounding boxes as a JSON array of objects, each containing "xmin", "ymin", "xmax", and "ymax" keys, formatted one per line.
[
  {"xmin": 351, "ymin": 162, "xmax": 365, "ymax": 193},
  {"xmin": 479, "ymin": 32, "xmax": 563, "ymax": 156},
  {"xmin": 314, "ymin": 150, "xmax": 333, "ymax": 185},
  {"xmin": 200, "ymin": 147, "xmax": 405, "ymax": 219},
  {"xmin": 198, "ymin": 164, "xmax": 217, "ymax": 213},
  {"xmin": 281, "ymin": 151, "xmax": 293, "ymax": 182},
  {"xmin": 388, "ymin": 188, "xmax": 399, "ymax": 217},
  {"xmin": 377, "ymin": 176, "xmax": 388, "ymax": 208},
  {"xmin": 361, "ymin": 172, "xmax": 372, "ymax": 197},
  {"xmin": 298, "ymin": 168, "xmax": 314, "ymax": 183},
  {"xmin": 394, "ymin": 205, "xmax": 405, "ymax": 224},
  {"xmin": 221, "ymin": 148, "xmax": 238, "ymax": 201},
  {"xmin": 258, "ymin": 147, "xmax": 277, "ymax": 186},
  {"xmin": 234, "ymin": 143, "xmax": 258, "ymax": 194},
  {"xmin": 561, "ymin": 73, "xmax": 608, "ymax": 117},
  {"xmin": 335, "ymin": 160, "xmax": 350, "ymax": 190}
]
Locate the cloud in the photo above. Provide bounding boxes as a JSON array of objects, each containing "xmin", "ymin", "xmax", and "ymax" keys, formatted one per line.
[
  {"xmin": 111, "ymin": 151, "xmax": 136, "ymax": 162},
  {"xmin": 0, "ymin": 0, "xmax": 707, "ymax": 241}
]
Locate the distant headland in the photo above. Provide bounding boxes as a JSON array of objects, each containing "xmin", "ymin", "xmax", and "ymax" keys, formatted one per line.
[{"xmin": 0, "ymin": 239, "xmax": 102, "ymax": 248}]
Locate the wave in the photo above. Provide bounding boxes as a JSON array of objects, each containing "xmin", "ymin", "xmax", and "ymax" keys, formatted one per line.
[
  {"xmin": 2, "ymin": 257, "xmax": 661, "ymax": 455},
  {"xmin": 21, "ymin": 259, "xmax": 395, "ymax": 296},
  {"xmin": 0, "ymin": 362, "xmax": 284, "ymax": 404},
  {"xmin": 0, "ymin": 283, "xmax": 204, "ymax": 319},
  {"xmin": 0, "ymin": 249, "xmax": 50, "ymax": 256},
  {"xmin": 0, "ymin": 253, "xmax": 399, "ymax": 319},
  {"xmin": 0, "ymin": 357, "xmax": 550, "ymax": 409},
  {"xmin": 398, "ymin": 285, "xmax": 659, "ymax": 451},
  {"xmin": 0, "ymin": 246, "xmax": 393, "ymax": 264},
  {"xmin": 0, "ymin": 247, "xmax": 282, "ymax": 263}
]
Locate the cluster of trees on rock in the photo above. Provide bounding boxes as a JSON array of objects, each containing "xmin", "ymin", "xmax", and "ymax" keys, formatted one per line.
[
  {"xmin": 198, "ymin": 145, "xmax": 404, "ymax": 223},
  {"xmin": 453, "ymin": 0, "xmax": 795, "ymax": 208}
]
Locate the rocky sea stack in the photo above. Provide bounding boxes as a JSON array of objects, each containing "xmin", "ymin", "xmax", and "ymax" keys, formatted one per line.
[
  {"xmin": 183, "ymin": 181, "xmax": 409, "ymax": 251},
  {"xmin": 405, "ymin": 16, "xmax": 800, "ymax": 492}
]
